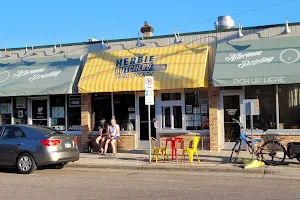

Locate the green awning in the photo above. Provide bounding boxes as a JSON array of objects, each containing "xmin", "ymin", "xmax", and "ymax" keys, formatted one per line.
[
  {"xmin": 0, "ymin": 55, "xmax": 82, "ymax": 96},
  {"xmin": 213, "ymin": 36, "xmax": 300, "ymax": 87}
]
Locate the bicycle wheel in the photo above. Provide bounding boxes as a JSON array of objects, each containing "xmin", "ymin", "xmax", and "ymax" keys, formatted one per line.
[
  {"xmin": 260, "ymin": 140, "xmax": 287, "ymax": 165},
  {"xmin": 230, "ymin": 139, "xmax": 242, "ymax": 163}
]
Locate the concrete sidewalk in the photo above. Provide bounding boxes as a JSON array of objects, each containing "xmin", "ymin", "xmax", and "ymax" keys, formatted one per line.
[{"xmin": 66, "ymin": 150, "xmax": 300, "ymax": 176}]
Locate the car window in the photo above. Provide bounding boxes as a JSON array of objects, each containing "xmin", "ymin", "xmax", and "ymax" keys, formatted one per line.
[
  {"xmin": 33, "ymin": 126, "xmax": 63, "ymax": 135},
  {"xmin": 1, "ymin": 127, "xmax": 26, "ymax": 140},
  {"xmin": 0, "ymin": 126, "xmax": 3, "ymax": 137}
]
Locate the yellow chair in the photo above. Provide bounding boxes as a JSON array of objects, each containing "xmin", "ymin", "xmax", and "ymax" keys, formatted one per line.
[
  {"xmin": 151, "ymin": 137, "xmax": 168, "ymax": 163},
  {"xmin": 182, "ymin": 136, "xmax": 201, "ymax": 163}
]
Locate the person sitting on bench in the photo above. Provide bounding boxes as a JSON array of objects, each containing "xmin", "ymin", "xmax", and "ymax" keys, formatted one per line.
[
  {"xmin": 104, "ymin": 118, "xmax": 120, "ymax": 155},
  {"xmin": 95, "ymin": 118, "xmax": 109, "ymax": 154}
]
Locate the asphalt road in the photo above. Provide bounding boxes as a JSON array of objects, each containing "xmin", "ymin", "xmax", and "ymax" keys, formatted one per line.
[{"xmin": 0, "ymin": 168, "xmax": 300, "ymax": 200}]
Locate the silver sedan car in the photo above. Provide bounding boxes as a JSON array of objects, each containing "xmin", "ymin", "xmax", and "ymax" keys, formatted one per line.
[{"xmin": 0, "ymin": 124, "xmax": 79, "ymax": 174}]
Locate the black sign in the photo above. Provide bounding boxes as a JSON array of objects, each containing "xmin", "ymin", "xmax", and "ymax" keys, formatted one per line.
[
  {"xmin": 185, "ymin": 93, "xmax": 195, "ymax": 104},
  {"xmin": 69, "ymin": 95, "xmax": 81, "ymax": 107},
  {"xmin": 32, "ymin": 100, "xmax": 47, "ymax": 120}
]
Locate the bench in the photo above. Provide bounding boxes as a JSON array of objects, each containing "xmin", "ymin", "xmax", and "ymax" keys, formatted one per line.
[{"xmin": 87, "ymin": 135, "xmax": 118, "ymax": 153}]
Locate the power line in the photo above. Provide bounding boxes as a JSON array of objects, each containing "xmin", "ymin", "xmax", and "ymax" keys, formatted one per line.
[
  {"xmin": 155, "ymin": 0, "xmax": 297, "ymax": 32},
  {"xmin": 108, "ymin": 0, "xmax": 297, "ymax": 40}
]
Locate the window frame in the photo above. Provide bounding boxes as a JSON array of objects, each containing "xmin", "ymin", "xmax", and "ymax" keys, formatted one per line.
[
  {"xmin": 157, "ymin": 89, "xmax": 185, "ymax": 133},
  {"xmin": 67, "ymin": 95, "xmax": 82, "ymax": 131},
  {"xmin": 244, "ymin": 84, "xmax": 300, "ymax": 132},
  {"xmin": 50, "ymin": 95, "xmax": 66, "ymax": 131}
]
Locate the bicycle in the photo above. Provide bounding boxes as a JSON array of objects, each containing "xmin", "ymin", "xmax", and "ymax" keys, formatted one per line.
[{"xmin": 230, "ymin": 119, "xmax": 287, "ymax": 165}]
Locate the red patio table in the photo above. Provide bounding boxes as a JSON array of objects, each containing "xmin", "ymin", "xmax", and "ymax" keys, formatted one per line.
[{"xmin": 165, "ymin": 137, "xmax": 184, "ymax": 162}]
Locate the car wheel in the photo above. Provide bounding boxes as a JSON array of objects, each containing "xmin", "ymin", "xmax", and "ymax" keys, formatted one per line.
[
  {"xmin": 53, "ymin": 163, "xmax": 67, "ymax": 169},
  {"xmin": 17, "ymin": 153, "xmax": 37, "ymax": 174}
]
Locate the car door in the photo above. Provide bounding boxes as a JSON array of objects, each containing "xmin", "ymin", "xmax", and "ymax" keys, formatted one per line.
[{"xmin": 0, "ymin": 127, "xmax": 27, "ymax": 166}]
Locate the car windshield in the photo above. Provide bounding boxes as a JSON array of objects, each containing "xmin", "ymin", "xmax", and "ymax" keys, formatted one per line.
[{"xmin": 34, "ymin": 126, "xmax": 63, "ymax": 135}]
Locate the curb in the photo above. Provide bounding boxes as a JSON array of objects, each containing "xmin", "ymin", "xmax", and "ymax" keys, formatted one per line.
[
  {"xmin": 65, "ymin": 163, "xmax": 267, "ymax": 175},
  {"xmin": 66, "ymin": 164, "xmax": 143, "ymax": 171}
]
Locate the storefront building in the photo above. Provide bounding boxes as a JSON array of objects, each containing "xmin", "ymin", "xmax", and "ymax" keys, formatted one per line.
[
  {"xmin": 78, "ymin": 44, "xmax": 210, "ymax": 150},
  {"xmin": 0, "ymin": 54, "xmax": 83, "ymax": 134},
  {"xmin": 213, "ymin": 35, "xmax": 300, "ymax": 150},
  {"xmin": 75, "ymin": 21, "xmax": 300, "ymax": 152},
  {"xmin": 1, "ymin": 21, "xmax": 300, "ymax": 152}
]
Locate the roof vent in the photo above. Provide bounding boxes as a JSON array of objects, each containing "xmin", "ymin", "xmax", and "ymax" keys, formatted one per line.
[
  {"xmin": 88, "ymin": 38, "xmax": 100, "ymax": 42},
  {"xmin": 140, "ymin": 21, "xmax": 154, "ymax": 37},
  {"xmin": 214, "ymin": 16, "xmax": 235, "ymax": 30}
]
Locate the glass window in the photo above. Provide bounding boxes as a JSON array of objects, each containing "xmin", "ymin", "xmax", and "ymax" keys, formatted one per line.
[
  {"xmin": 185, "ymin": 91, "xmax": 209, "ymax": 130},
  {"xmin": 50, "ymin": 95, "xmax": 66, "ymax": 131},
  {"xmin": 173, "ymin": 106, "xmax": 182, "ymax": 128},
  {"xmin": 114, "ymin": 93, "xmax": 135, "ymax": 131},
  {"xmin": 32, "ymin": 99, "xmax": 48, "ymax": 126},
  {"xmin": 0, "ymin": 98, "xmax": 12, "ymax": 125},
  {"xmin": 92, "ymin": 93, "xmax": 112, "ymax": 131},
  {"xmin": 34, "ymin": 126, "xmax": 63, "ymax": 135},
  {"xmin": 245, "ymin": 86, "xmax": 276, "ymax": 129},
  {"xmin": 13, "ymin": 97, "xmax": 27, "ymax": 124},
  {"xmin": 1, "ymin": 127, "xmax": 26, "ymax": 139},
  {"xmin": 67, "ymin": 95, "xmax": 81, "ymax": 131},
  {"xmin": 161, "ymin": 106, "xmax": 182, "ymax": 129},
  {"xmin": 162, "ymin": 107, "xmax": 171, "ymax": 128},
  {"xmin": 279, "ymin": 84, "xmax": 300, "ymax": 129},
  {"xmin": 161, "ymin": 93, "xmax": 181, "ymax": 101}
]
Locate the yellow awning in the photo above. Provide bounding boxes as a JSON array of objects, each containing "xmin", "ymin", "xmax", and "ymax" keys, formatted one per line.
[{"xmin": 78, "ymin": 44, "xmax": 209, "ymax": 93}]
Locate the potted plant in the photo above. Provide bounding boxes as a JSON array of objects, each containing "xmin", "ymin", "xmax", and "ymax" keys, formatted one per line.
[{"xmin": 225, "ymin": 130, "xmax": 233, "ymax": 142}]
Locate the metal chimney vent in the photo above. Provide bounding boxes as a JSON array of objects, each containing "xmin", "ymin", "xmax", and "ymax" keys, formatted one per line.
[{"xmin": 214, "ymin": 16, "xmax": 235, "ymax": 30}]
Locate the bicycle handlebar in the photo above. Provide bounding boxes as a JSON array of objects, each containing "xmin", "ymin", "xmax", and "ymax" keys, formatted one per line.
[
  {"xmin": 232, "ymin": 118, "xmax": 244, "ymax": 130},
  {"xmin": 232, "ymin": 118, "xmax": 267, "ymax": 132}
]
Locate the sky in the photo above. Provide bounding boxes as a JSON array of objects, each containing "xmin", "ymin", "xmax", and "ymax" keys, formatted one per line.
[{"xmin": 0, "ymin": 0, "xmax": 299, "ymax": 49}]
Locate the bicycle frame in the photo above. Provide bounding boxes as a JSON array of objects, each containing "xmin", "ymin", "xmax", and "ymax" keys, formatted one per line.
[
  {"xmin": 233, "ymin": 118, "xmax": 262, "ymax": 154},
  {"xmin": 231, "ymin": 119, "xmax": 288, "ymax": 165},
  {"xmin": 239, "ymin": 133, "xmax": 261, "ymax": 154}
]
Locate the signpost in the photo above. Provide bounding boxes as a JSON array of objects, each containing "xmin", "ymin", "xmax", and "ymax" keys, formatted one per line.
[
  {"xmin": 243, "ymin": 99, "xmax": 260, "ymax": 160},
  {"xmin": 144, "ymin": 76, "xmax": 154, "ymax": 163}
]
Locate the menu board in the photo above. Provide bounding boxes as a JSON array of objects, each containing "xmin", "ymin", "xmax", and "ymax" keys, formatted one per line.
[
  {"xmin": 0, "ymin": 103, "xmax": 11, "ymax": 114},
  {"xmin": 52, "ymin": 107, "xmax": 65, "ymax": 118}
]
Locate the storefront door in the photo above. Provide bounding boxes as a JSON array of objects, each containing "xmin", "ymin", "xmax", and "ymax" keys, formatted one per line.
[
  {"xmin": 31, "ymin": 99, "xmax": 48, "ymax": 126},
  {"xmin": 138, "ymin": 96, "xmax": 156, "ymax": 148},
  {"xmin": 220, "ymin": 90, "xmax": 245, "ymax": 149}
]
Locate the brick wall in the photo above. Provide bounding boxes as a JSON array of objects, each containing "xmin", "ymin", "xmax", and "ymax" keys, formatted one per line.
[
  {"xmin": 246, "ymin": 134, "xmax": 300, "ymax": 151},
  {"xmin": 208, "ymin": 84, "xmax": 220, "ymax": 151},
  {"xmin": 81, "ymin": 93, "xmax": 92, "ymax": 151},
  {"xmin": 118, "ymin": 134, "xmax": 138, "ymax": 149},
  {"xmin": 78, "ymin": 134, "xmax": 138, "ymax": 152},
  {"xmin": 159, "ymin": 133, "xmax": 210, "ymax": 150}
]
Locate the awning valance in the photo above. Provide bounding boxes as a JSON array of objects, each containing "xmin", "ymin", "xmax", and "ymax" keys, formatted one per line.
[
  {"xmin": 78, "ymin": 44, "xmax": 209, "ymax": 93},
  {"xmin": 0, "ymin": 55, "xmax": 82, "ymax": 96},
  {"xmin": 213, "ymin": 36, "xmax": 300, "ymax": 87}
]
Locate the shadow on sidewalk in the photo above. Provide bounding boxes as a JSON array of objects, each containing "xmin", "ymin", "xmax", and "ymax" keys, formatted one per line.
[{"xmin": 80, "ymin": 150, "xmax": 299, "ymax": 166}]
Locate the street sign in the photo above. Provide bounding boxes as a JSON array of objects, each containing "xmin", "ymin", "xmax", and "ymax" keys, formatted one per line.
[
  {"xmin": 144, "ymin": 76, "xmax": 154, "ymax": 90},
  {"xmin": 145, "ymin": 89, "xmax": 154, "ymax": 105},
  {"xmin": 144, "ymin": 76, "xmax": 155, "ymax": 163}
]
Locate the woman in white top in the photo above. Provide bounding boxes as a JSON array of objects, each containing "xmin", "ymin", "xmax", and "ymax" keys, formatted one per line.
[{"xmin": 104, "ymin": 118, "xmax": 120, "ymax": 155}]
